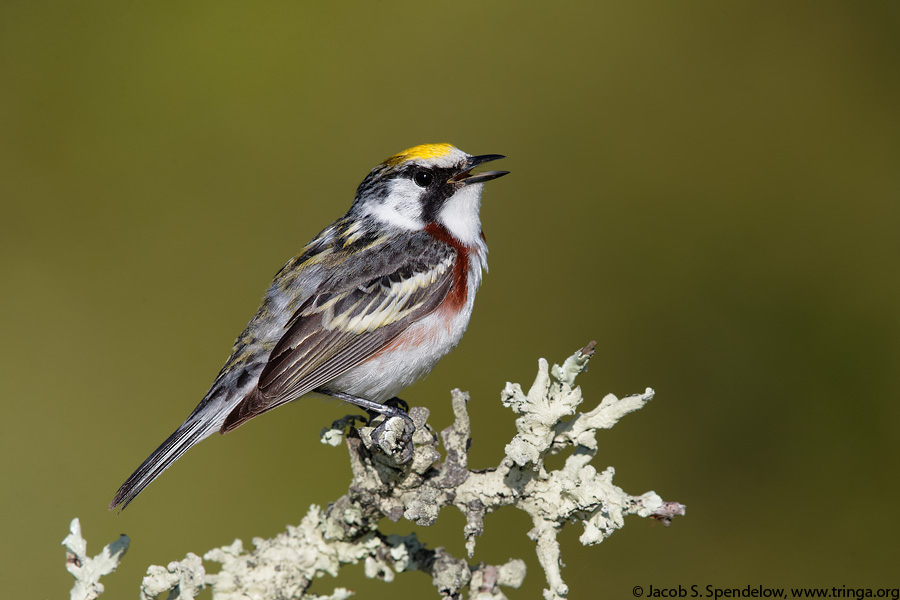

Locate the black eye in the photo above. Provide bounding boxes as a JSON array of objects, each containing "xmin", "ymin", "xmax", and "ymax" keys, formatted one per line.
[{"xmin": 413, "ymin": 170, "xmax": 434, "ymax": 188}]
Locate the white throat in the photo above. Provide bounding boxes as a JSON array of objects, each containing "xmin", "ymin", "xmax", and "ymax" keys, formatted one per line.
[{"xmin": 438, "ymin": 184, "xmax": 484, "ymax": 246}]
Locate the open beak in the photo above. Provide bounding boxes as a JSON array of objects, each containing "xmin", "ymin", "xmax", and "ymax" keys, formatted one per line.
[{"xmin": 450, "ymin": 154, "xmax": 509, "ymax": 185}]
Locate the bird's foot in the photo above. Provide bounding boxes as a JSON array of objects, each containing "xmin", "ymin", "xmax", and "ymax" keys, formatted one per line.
[
  {"xmin": 382, "ymin": 396, "xmax": 410, "ymax": 413},
  {"xmin": 367, "ymin": 410, "xmax": 415, "ymax": 464},
  {"xmin": 367, "ymin": 397, "xmax": 415, "ymax": 463},
  {"xmin": 316, "ymin": 389, "xmax": 415, "ymax": 463}
]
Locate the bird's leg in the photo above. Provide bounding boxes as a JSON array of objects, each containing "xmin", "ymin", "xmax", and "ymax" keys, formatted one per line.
[
  {"xmin": 315, "ymin": 389, "xmax": 415, "ymax": 462},
  {"xmin": 316, "ymin": 389, "xmax": 411, "ymax": 422}
]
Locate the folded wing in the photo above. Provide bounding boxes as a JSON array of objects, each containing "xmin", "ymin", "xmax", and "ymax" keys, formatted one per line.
[{"xmin": 220, "ymin": 244, "xmax": 456, "ymax": 431}]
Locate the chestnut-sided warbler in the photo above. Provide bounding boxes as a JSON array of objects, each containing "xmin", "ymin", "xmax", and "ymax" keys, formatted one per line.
[{"xmin": 110, "ymin": 143, "xmax": 508, "ymax": 509}]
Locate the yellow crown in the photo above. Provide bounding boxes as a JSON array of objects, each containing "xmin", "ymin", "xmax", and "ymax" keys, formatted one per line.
[{"xmin": 382, "ymin": 143, "xmax": 455, "ymax": 167}]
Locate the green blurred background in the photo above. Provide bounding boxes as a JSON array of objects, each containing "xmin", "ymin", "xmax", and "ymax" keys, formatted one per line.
[{"xmin": 2, "ymin": 1, "xmax": 898, "ymax": 598}]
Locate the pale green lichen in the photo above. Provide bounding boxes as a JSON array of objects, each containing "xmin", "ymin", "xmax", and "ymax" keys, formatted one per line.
[
  {"xmin": 63, "ymin": 342, "xmax": 685, "ymax": 600},
  {"xmin": 141, "ymin": 552, "xmax": 205, "ymax": 600},
  {"xmin": 62, "ymin": 519, "xmax": 130, "ymax": 600}
]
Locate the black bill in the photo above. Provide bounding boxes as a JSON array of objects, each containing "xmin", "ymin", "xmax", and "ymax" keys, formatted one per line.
[{"xmin": 450, "ymin": 153, "xmax": 509, "ymax": 185}]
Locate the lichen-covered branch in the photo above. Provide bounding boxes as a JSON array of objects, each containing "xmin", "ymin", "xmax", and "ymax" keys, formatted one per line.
[
  {"xmin": 63, "ymin": 342, "xmax": 685, "ymax": 600},
  {"xmin": 62, "ymin": 518, "xmax": 130, "ymax": 600}
]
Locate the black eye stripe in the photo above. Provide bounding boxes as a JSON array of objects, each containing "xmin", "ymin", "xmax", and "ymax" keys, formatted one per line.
[{"xmin": 370, "ymin": 164, "xmax": 462, "ymax": 224}]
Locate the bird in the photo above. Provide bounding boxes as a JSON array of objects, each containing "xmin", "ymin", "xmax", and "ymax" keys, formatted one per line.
[{"xmin": 109, "ymin": 143, "xmax": 508, "ymax": 510}]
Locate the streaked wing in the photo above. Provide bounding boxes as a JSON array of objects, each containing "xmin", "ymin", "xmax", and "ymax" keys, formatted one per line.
[{"xmin": 220, "ymin": 240, "xmax": 456, "ymax": 431}]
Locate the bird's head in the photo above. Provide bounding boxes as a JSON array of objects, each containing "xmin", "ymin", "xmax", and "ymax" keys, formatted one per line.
[{"xmin": 351, "ymin": 143, "xmax": 508, "ymax": 246}]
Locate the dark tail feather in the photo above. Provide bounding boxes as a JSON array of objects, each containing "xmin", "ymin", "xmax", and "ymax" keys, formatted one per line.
[{"xmin": 109, "ymin": 419, "xmax": 213, "ymax": 511}]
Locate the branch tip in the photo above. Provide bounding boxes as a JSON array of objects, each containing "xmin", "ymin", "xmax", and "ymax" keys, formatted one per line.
[{"xmin": 580, "ymin": 340, "xmax": 597, "ymax": 358}]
